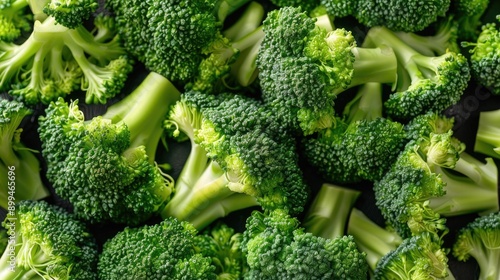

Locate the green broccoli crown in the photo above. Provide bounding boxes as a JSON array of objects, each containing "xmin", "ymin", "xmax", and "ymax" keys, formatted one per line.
[
  {"xmin": 302, "ymin": 116, "xmax": 407, "ymax": 183},
  {"xmin": 0, "ymin": 0, "xmax": 32, "ymax": 42},
  {"xmin": 269, "ymin": 0, "xmax": 322, "ymax": 14},
  {"xmin": 42, "ymin": 0, "xmax": 99, "ymax": 29},
  {"xmin": 0, "ymin": 200, "xmax": 98, "ymax": 279},
  {"xmin": 1, "ymin": 13, "xmax": 133, "ymax": 105},
  {"xmin": 404, "ymin": 111, "xmax": 456, "ymax": 144},
  {"xmin": 195, "ymin": 222, "xmax": 247, "ymax": 279},
  {"xmin": 38, "ymin": 73, "xmax": 181, "ymax": 225},
  {"xmin": 462, "ymin": 17, "xmax": 500, "ymax": 94},
  {"xmin": 364, "ymin": 26, "xmax": 471, "ymax": 121},
  {"xmin": 241, "ymin": 210, "xmax": 368, "ymax": 279},
  {"xmin": 323, "ymin": 0, "xmax": 450, "ymax": 32},
  {"xmin": 453, "ymin": 212, "xmax": 500, "ymax": 280},
  {"xmin": 374, "ymin": 232, "xmax": 451, "ymax": 279},
  {"xmin": 98, "ymin": 217, "xmax": 217, "ymax": 280}
]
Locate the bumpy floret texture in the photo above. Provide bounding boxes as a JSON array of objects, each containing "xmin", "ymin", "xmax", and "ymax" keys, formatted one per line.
[
  {"xmin": 42, "ymin": 0, "xmax": 99, "ymax": 29},
  {"xmin": 0, "ymin": 0, "xmax": 32, "ymax": 42},
  {"xmin": 98, "ymin": 217, "xmax": 217, "ymax": 280}
]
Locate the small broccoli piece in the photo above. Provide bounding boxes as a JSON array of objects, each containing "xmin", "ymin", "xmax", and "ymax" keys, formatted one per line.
[
  {"xmin": 301, "ymin": 83, "xmax": 407, "ymax": 183},
  {"xmin": 162, "ymin": 91, "xmax": 309, "ymax": 229},
  {"xmin": 0, "ymin": 99, "xmax": 50, "ymax": 211},
  {"xmin": 302, "ymin": 183, "xmax": 361, "ymax": 239},
  {"xmin": 195, "ymin": 222, "xmax": 248, "ymax": 279},
  {"xmin": 453, "ymin": 212, "xmax": 500, "ymax": 280},
  {"xmin": 462, "ymin": 16, "xmax": 500, "ymax": 95},
  {"xmin": 363, "ymin": 25, "xmax": 471, "ymax": 121},
  {"xmin": 373, "ymin": 232, "xmax": 454, "ymax": 279},
  {"xmin": 257, "ymin": 6, "xmax": 398, "ymax": 135},
  {"xmin": 241, "ymin": 209, "xmax": 369, "ymax": 279},
  {"xmin": 38, "ymin": 72, "xmax": 180, "ymax": 225},
  {"xmin": 347, "ymin": 208, "xmax": 404, "ymax": 272},
  {"xmin": 98, "ymin": 217, "xmax": 217, "ymax": 280},
  {"xmin": 374, "ymin": 112, "xmax": 497, "ymax": 238},
  {"xmin": 0, "ymin": 11, "xmax": 133, "ymax": 105},
  {"xmin": 321, "ymin": 0, "xmax": 450, "ymax": 32},
  {"xmin": 0, "ymin": 200, "xmax": 98, "ymax": 279},
  {"xmin": 0, "ymin": 0, "xmax": 32, "ymax": 42},
  {"xmin": 269, "ymin": 0, "xmax": 322, "ymax": 14},
  {"xmin": 106, "ymin": 0, "xmax": 263, "ymax": 93},
  {"xmin": 42, "ymin": 0, "xmax": 98, "ymax": 29},
  {"xmin": 448, "ymin": 0, "xmax": 490, "ymax": 41},
  {"xmin": 474, "ymin": 109, "xmax": 500, "ymax": 159}
]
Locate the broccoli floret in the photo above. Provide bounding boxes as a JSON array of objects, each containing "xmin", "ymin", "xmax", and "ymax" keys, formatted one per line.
[
  {"xmin": 195, "ymin": 222, "xmax": 248, "ymax": 279},
  {"xmin": 38, "ymin": 72, "xmax": 180, "ymax": 225},
  {"xmin": 0, "ymin": 10, "xmax": 133, "ymax": 105},
  {"xmin": 452, "ymin": 212, "xmax": 500, "ymax": 280},
  {"xmin": 0, "ymin": 200, "xmax": 98, "ymax": 279},
  {"xmin": 321, "ymin": 0, "xmax": 450, "ymax": 32},
  {"xmin": 448, "ymin": 0, "xmax": 490, "ymax": 41},
  {"xmin": 373, "ymin": 232, "xmax": 454, "ymax": 279},
  {"xmin": 0, "ymin": 0, "xmax": 32, "ymax": 42},
  {"xmin": 98, "ymin": 217, "xmax": 218, "ymax": 279},
  {"xmin": 301, "ymin": 83, "xmax": 407, "ymax": 183},
  {"xmin": 0, "ymin": 99, "xmax": 50, "ymax": 211},
  {"xmin": 257, "ymin": 6, "xmax": 398, "ymax": 135},
  {"xmin": 462, "ymin": 16, "xmax": 500, "ymax": 95},
  {"xmin": 302, "ymin": 183, "xmax": 361, "ymax": 240},
  {"xmin": 162, "ymin": 91, "xmax": 308, "ymax": 229},
  {"xmin": 269, "ymin": 0, "xmax": 322, "ymax": 14},
  {"xmin": 374, "ymin": 112, "xmax": 498, "ymax": 238},
  {"xmin": 106, "ymin": 0, "xmax": 263, "ymax": 93},
  {"xmin": 42, "ymin": 0, "xmax": 98, "ymax": 29},
  {"xmin": 363, "ymin": 25, "xmax": 471, "ymax": 121},
  {"xmin": 347, "ymin": 208, "xmax": 404, "ymax": 272},
  {"xmin": 241, "ymin": 209, "xmax": 369, "ymax": 279},
  {"xmin": 474, "ymin": 109, "xmax": 500, "ymax": 159}
]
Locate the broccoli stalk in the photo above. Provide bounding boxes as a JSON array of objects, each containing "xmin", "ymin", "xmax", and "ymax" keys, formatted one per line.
[
  {"xmin": 453, "ymin": 212, "xmax": 500, "ymax": 280},
  {"xmin": 0, "ymin": 99, "xmax": 50, "ymax": 211},
  {"xmin": 302, "ymin": 183, "xmax": 361, "ymax": 239},
  {"xmin": 363, "ymin": 25, "xmax": 470, "ymax": 120},
  {"xmin": 347, "ymin": 208, "xmax": 403, "ymax": 273},
  {"xmin": 475, "ymin": 109, "xmax": 500, "ymax": 159},
  {"xmin": 430, "ymin": 152, "xmax": 499, "ymax": 216}
]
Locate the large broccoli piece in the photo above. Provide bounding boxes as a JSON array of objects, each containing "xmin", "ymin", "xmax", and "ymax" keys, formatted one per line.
[
  {"xmin": 474, "ymin": 109, "xmax": 500, "ymax": 159},
  {"xmin": 0, "ymin": 200, "xmax": 98, "ymax": 279},
  {"xmin": 302, "ymin": 82, "xmax": 407, "ymax": 183},
  {"xmin": 106, "ymin": 0, "xmax": 264, "ymax": 93},
  {"xmin": 0, "ymin": 4, "xmax": 133, "ymax": 105},
  {"xmin": 462, "ymin": 16, "xmax": 500, "ymax": 95},
  {"xmin": 98, "ymin": 217, "xmax": 218, "ymax": 279},
  {"xmin": 373, "ymin": 232, "xmax": 454, "ymax": 279},
  {"xmin": 241, "ymin": 209, "xmax": 369, "ymax": 279},
  {"xmin": 162, "ymin": 91, "xmax": 309, "ymax": 229},
  {"xmin": 374, "ymin": 112, "xmax": 499, "ymax": 238},
  {"xmin": 38, "ymin": 72, "xmax": 180, "ymax": 225},
  {"xmin": 257, "ymin": 6, "xmax": 399, "ymax": 136},
  {"xmin": 0, "ymin": 0, "xmax": 32, "ymax": 42},
  {"xmin": 0, "ymin": 98, "xmax": 50, "ymax": 211},
  {"xmin": 453, "ymin": 212, "xmax": 500, "ymax": 280},
  {"xmin": 363, "ymin": 25, "xmax": 471, "ymax": 121},
  {"xmin": 321, "ymin": 0, "xmax": 450, "ymax": 32}
]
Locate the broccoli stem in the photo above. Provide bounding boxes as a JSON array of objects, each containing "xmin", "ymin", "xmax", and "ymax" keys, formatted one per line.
[
  {"xmin": 430, "ymin": 152, "xmax": 499, "ymax": 216},
  {"xmin": 302, "ymin": 183, "xmax": 361, "ymax": 239},
  {"xmin": 474, "ymin": 109, "xmax": 500, "ymax": 160},
  {"xmin": 216, "ymin": 0, "xmax": 252, "ymax": 22},
  {"xmin": 223, "ymin": 1, "xmax": 265, "ymax": 41},
  {"xmin": 102, "ymin": 72, "xmax": 181, "ymax": 160},
  {"xmin": 342, "ymin": 82, "xmax": 383, "ymax": 123},
  {"xmin": 347, "ymin": 208, "xmax": 403, "ymax": 271}
]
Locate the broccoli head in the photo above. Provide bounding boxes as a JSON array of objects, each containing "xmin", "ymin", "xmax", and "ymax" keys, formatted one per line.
[
  {"xmin": 38, "ymin": 72, "xmax": 180, "ymax": 225},
  {"xmin": 42, "ymin": 0, "xmax": 98, "ymax": 29},
  {"xmin": 0, "ymin": 0, "xmax": 32, "ymax": 42},
  {"xmin": 321, "ymin": 0, "xmax": 450, "ymax": 32},
  {"xmin": 0, "ymin": 200, "xmax": 98, "ymax": 279},
  {"xmin": 462, "ymin": 16, "xmax": 500, "ymax": 95},
  {"xmin": 241, "ymin": 209, "xmax": 368, "ymax": 279},
  {"xmin": 98, "ymin": 217, "xmax": 218, "ymax": 279},
  {"xmin": 453, "ymin": 212, "xmax": 500, "ymax": 280},
  {"xmin": 0, "ymin": 98, "xmax": 50, "ymax": 211}
]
